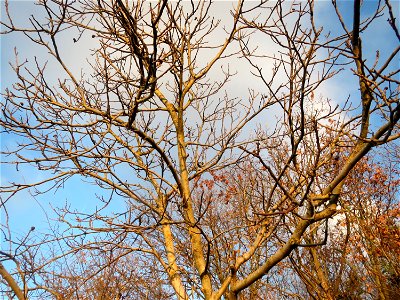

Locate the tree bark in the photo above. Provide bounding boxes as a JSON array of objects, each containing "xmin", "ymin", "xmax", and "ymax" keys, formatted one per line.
[{"xmin": 0, "ymin": 262, "xmax": 25, "ymax": 300}]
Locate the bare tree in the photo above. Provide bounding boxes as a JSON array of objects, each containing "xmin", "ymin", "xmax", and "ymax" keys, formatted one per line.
[
  {"xmin": 1, "ymin": 0, "xmax": 399, "ymax": 299},
  {"xmin": 288, "ymin": 147, "xmax": 399, "ymax": 300}
]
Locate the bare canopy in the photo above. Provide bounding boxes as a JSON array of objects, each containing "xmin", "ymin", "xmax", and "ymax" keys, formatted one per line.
[{"xmin": 1, "ymin": 0, "xmax": 399, "ymax": 299}]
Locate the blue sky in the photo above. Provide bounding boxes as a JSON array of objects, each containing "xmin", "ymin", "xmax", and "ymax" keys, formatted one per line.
[
  {"xmin": 1, "ymin": 0, "xmax": 399, "ymax": 255},
  {"xmin": 0, "ymin": 1, "xmax": 104, "ymax": 246}
]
